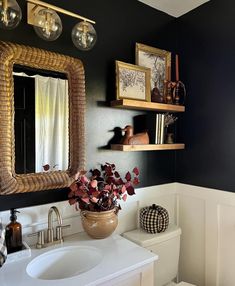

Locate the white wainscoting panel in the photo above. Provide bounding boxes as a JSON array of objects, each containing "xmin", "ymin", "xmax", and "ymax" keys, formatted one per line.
[
  {"xmin": 178, "ymin": 194, "xmax": 205, "ymax": 286},
  {"xmin": 217, "ymin": 204, "xmax": 235, "ymax": 286},
  {"xmin": 176, "ymin": 183, "xmax": 235, "ymax": 286}
]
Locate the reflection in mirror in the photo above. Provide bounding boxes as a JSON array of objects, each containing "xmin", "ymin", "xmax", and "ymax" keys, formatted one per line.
[{"xmin": 13, "ymin": 65, "xmax": 69, "ymax": 174}]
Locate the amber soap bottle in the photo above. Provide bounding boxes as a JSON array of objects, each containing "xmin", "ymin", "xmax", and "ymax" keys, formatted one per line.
[{"xmin": 5, "ymin": 209, "xmax": 22, "ymax": 253}]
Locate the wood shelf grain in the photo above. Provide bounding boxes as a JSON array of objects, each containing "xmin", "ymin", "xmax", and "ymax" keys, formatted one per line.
[
  {"xmin": 110, "ymin": 144, "xmax": 185, "ymax": 152},
  {"xmin": 111, "ymin": 99, "xmax": 185, "ymax": 112}
]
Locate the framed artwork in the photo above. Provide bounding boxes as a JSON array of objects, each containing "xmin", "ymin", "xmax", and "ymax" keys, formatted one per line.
[
  {"xmin": 116, "ymin": 60, "xmax": 151, "ymax": 101},
  {"xmin": 136, "ymin": 43, "xmax": 171, "ymax": 97}
]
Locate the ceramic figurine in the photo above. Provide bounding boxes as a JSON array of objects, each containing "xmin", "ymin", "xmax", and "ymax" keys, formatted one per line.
[
  {"xmin": 151, "ymin": 82, "xmax": 164, "ymax": 103},
  {"xmin": 120, "ymin": 125, "xmax": 149, "ymax": 145}
]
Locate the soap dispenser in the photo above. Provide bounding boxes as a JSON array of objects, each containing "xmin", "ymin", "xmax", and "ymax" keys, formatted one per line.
[{"xmin": 5, "ymin": 209, "xmax": 22, "ymax": 253}]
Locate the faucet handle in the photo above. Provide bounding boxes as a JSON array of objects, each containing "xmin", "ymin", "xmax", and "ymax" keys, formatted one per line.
[
  {"xmin": 47, "ymin": 228, "xmax": 54, "ymax": 243},
  {"xmin": 56, "ymin": 224, "xmax": 71, "ymax": 241},
  {"xmin": 28, "ymin": 230, "xmax": 45, "ymax": 249},
  {"xmin": 61, "ymin": 224, "xmax": 71, "ymax": 229}
]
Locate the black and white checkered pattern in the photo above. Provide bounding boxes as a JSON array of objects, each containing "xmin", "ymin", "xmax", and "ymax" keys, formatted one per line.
[
  {"xmin": 139, "ymin": 204, "xmax": 169, "ymax": 234},
  {"xmin": 0, "ymin": 223, "xmax": 7, "ymax": 267}
]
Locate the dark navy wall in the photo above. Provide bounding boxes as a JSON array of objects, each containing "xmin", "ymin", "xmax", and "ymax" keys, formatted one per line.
[
  {"xmin": 176, "ymin": 0, "xmax": 235, "ymax": 191},
  {"xmin": 0, "ymin": 0, "xmax": 178, "ymax": 210}
]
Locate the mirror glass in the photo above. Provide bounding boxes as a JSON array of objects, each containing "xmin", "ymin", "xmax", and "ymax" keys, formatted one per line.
[{"xmin": 13, "ymin": 65, "xmax": 69, "ymax": 174}]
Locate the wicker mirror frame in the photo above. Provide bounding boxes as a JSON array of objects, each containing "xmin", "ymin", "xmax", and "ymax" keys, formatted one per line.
[{"xmin": 0, "ymin": 41, "xmax": 85, "ymax": 195}]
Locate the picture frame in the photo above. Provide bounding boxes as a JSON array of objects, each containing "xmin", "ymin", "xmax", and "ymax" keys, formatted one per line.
[
  {"xmin": 116, "ymin": 60, "xmax": 151, "ymax": 102},
  {"xmin": 136, "ymin": 43, "xmax": 171, "ymax": 97}
]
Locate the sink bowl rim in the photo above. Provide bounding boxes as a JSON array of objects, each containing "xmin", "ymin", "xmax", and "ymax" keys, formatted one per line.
[{"xmin": 26, "ymin": 244, "xmax": 103, "ymax": 280}]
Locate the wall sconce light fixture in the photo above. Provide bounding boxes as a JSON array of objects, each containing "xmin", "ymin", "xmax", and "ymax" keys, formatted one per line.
[
  {"xmin": 72, "ymin": 21, "xmax": 97, "ymax": 51},
  {"xmin": 32, "ymin": 8, "xmax": 62, "ymax": 41},
  {"xmin": 27, "ymin": 0, "xmax": 97, "ymax": 50},
  {"xmin": 0, "ymin": 0, "xmax": 22, "ymax": 29}
]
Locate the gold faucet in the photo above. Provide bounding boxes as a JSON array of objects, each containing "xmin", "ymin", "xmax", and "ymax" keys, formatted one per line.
[{"xmin": 29, "ymin": 206, "xmax": 70, "ymax": 249}]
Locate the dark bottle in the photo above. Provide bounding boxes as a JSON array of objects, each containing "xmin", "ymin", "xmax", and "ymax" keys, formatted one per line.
[{"xmin": 5, "ymin": 209, "xmax": 22, "ymax": 254}]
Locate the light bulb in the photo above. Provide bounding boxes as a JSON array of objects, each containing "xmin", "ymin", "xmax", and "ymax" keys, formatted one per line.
[
  {"xmin": 71, "ymin": 21, "xmax": 97, "ymax": 51},
  {"xmin": 0, "ymin": 0, "xmax": 22, "ymax": 29},
  {"xmin": 33, "ymin": 8, "xmax": 62, "ymax": 41}
]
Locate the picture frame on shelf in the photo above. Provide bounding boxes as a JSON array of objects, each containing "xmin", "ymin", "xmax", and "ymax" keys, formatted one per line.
[
  {"xmin": 136, "ymin": 43, "xmax": 171, "ymax": 98},
  {"xmin": 115, "ymin": 60, "xmax": 151, "ymax": 102}
]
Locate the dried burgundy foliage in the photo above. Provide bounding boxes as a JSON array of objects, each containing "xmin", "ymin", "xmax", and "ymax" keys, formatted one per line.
[
  {"xmin": 91, "ymin": 169, "xmax": 101, "ymax": 177},
  {"xmin": 114, "ymin": 171, "xmax": 120, "ymax": 178},
  {"xmin": 42, "ymin": 164, "xmax": 59, "ymax": 172},
  {"xmin": 126, "ymin": 185, "xmax": 135, "ymax": 196},
  {"xmin": 68, "ymin": 163, "xmax": 140, "ymax": 212},
  {"xmin": 43, "ymin": 164, "xmax": 50, "ymax": 171},
  {"xmin": 133, "ymin": 167, "xmax": 139, "ymax": 176},
  {"xmin": 125, "ymin": 172, "xmax": 131, "ymax": 181},
  {"xmin": 133, "ymin": 177, "xmax": 140, "ymax": 186}
]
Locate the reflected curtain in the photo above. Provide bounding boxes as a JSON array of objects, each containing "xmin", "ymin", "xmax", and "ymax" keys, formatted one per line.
[{"xmin": 35, "ymin": 76, "xmax": 68, "ymax": 172}]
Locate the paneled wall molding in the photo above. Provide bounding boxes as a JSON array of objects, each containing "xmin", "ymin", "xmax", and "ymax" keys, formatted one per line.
[
  {"xmin": 176, "ymin": 183, "xmax": 235, "ymax": 286},
  {"xmin": 204, "ymin": 201, "xmax": 220, "ymax": 286}
]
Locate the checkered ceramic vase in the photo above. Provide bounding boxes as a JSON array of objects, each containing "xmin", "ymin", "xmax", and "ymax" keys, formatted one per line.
[{"xmin": 139, "ymin": 204, "xmax": 169, "ymax": 233}]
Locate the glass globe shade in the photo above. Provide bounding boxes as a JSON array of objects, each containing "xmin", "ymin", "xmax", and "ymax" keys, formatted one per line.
[
  {"xmin": 33, "ymin": 8, "xmax": 62, "ymax": 41},
  {"xmin": 0, "ymin": 0, "xmax": 22, "ymax": 29},
  {"xmin": 71, "ymin": 21, "xmax": 97, "ymax": 51}
]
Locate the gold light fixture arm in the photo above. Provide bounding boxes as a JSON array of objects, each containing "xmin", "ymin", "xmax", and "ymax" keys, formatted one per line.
[
  {"xmin": 2, "ymin": 0, "xmax": 8, "ymax": 25},
  {"xmin": 3, "ymin": 0, "xmax": 7, "ymax": 10},
  {"xmin": 26, "ymin": 0, "xmax": 96, "ymax": 25}
]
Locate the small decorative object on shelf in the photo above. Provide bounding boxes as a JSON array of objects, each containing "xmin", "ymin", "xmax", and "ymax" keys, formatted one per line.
[
  {"xmin": 164, "ymin": 113, "xmax": 178, "ymax": 128},
  {"xmin": 136, "ymin": 43, "xmax": 171, "ymax": 99},
  {"xmin": 154, "ymin": 113, "xmax": 166, "ymax": 144},
  {"xmin": 163, "ymin": 66, "xmax": 173, "ymax": 104},
  {"xmin": 172, "ymin": 81, "xmax": 186, "ymax": 105},
  {"xmin": 164, "ymin": 113, "xmax": 178, "ymax": 144},
  {"xmin": 151, "ymin": 81, "xmax": 164, "ymax": 103},
  {"xmin": 165, "ymin": 133, "xmax": 174, "ymax": 144},
  {"xmin": 115, "ymin": 61, "xmax": 151, "ymax": 102},
  {"xmin": 172, "ymin": 54, "xmax": 186, "ymax": 105},
  {"xmin": 68, "ymin": 163, "xmax": 140, "ymax": 238},
  {"xmin": 120, "ymin": 125, "xmax": 149, "ymax": 145},
  {"xmin": 164, "ymin": 80, "xmax": 174, "ymax": 104}
]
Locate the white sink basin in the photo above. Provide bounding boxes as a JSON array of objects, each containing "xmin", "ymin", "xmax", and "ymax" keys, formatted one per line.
[{"xmin": 26, "ymin": 245, "xmax": 103, "ymax": 280}]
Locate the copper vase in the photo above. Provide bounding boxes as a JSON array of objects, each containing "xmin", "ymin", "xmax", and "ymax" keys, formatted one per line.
[{"xmin": 80, "ymin": 208, "xmax": 118, "ymax": 239}]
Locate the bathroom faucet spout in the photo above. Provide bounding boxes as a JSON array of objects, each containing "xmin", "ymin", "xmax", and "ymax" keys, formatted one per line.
[
  {"xmin": 47, "ymin": 206, "xmax": 63, "ymax": 243},
  {"xmin": 48, "ymin": 206, "xmax": 62, "ymax": 228}
]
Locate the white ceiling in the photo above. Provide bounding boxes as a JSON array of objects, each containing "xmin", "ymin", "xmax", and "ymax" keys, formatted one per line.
[{"xmin": 138, "ymin": 0, "xmax": 210, "ymax": 17}]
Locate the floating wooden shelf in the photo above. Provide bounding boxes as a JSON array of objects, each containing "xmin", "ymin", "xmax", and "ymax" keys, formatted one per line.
[
  {"xmin": 111, "ymin": 99, "xmax": 185, "ymax": 113},
  {"xmin": 111, "ymin": 144, "xmax": 185, "ymax": 152}
]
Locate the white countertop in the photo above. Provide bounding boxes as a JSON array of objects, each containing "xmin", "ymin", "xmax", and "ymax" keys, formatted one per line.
[{"xmin": 0, "ymin": 232, "xmax": 158, "ymax": 286}]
